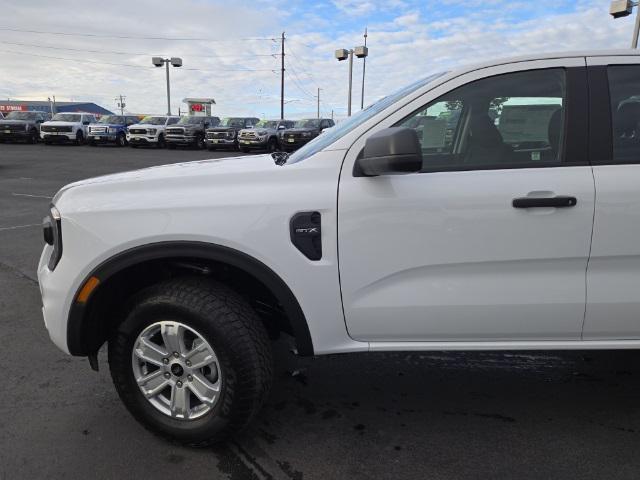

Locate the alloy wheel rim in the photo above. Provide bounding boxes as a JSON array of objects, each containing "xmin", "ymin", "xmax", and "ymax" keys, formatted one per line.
[{"xmin": 131, "ymin": 321, "xmax": 222, "ymax": 420}]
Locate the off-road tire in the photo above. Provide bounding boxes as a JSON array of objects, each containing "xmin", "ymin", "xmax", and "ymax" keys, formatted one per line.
[{"xmin": 108, "ymin": 277, "xmax": 273, "ymax": 446}]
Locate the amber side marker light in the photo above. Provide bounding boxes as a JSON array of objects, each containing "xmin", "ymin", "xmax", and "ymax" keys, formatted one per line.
[{"xmin": 76, "ymin": 276, "xmax": 100, "ymax": 304}]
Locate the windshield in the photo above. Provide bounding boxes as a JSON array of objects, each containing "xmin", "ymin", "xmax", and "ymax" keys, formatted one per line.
[
  {"xmin": 98, "ymin": 115, "xmax": 124, "ymax": 124},
  {"xmin": 177, "ymin": 116, "xmax": 204, "ymax": 125},
  {"xmin": 294, "ymin": 119, "xmax": 320, "ymax": 128},
  {"xmin": 5, "ymin": 111, "xmax": 38, "ymax": 120},
  {"xmin": 140, "ymin": 116, "xmax": 167, "ymax": 125},
  {"xmin": 52, "ymin": 113, "xmax": 81, "ymax": 122},
  {"xmin": 286, "ymin": 72, "xmax": 446, "ymax": 164},
  {"xmin": 219, "ymin": 117, "xmax": 245, "ymax": 127},
  {"xmin": 255, "ymin": 120, "xmax": 278, "ymax": 129}
]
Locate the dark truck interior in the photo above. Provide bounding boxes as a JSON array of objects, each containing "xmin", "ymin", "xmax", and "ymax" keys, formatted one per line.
[{"xmin": 398, "ymin": 68, "xmax": 566, "ymax": 171}]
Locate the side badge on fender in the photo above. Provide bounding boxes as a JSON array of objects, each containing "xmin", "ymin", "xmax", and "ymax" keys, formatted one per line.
[{"xmin": 290, "ymin": 212, "xmax": 322, "ymax": 260}]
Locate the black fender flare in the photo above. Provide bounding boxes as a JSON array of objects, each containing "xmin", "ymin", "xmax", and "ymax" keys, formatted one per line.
[{"xmin": 67, "ymin": 241, "xmax": 314, "ymax": 356}]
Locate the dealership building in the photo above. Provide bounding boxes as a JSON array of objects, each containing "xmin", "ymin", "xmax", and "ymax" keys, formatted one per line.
[{"xmin": 0, "ymin": 100, "xmax": 112, "ymax": 116}]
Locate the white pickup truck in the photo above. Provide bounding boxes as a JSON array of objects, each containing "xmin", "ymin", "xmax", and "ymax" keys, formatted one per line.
[
  {"xmin": 40, "ymin": 112, "xmax": 96, "ymax": 145},
  {"xmin": 38, "ymin": 50, "xmax": 640, "ymax": 445},
  {"xmin": 127, "ymin": 115, "xmax": 180, "ymax": 148}
]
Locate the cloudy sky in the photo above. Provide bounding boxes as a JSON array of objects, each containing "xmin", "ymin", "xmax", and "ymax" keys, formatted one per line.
[{"xmin": 0, "ymin": 0, "xmax": 634, "ymax": 119}]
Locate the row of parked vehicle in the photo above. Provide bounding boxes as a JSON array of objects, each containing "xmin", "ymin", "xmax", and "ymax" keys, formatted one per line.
[{"xmin": 0, "ymin": 111, "xmax": 336, "ymax": 152}]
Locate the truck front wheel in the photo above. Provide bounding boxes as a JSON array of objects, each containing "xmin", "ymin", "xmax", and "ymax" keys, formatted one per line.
[{"xmin": 108, "ymin": 277, "xmax": 273, "ymax": 446}]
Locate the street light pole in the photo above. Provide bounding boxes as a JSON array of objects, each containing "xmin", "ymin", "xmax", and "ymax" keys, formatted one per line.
[
  {"xmin": 610, "ymin": 1, "xmax": 640, "ymax": 47},
  {"xmin": 165, "ymin": 61, "xmax": 171, "ymax": 115},
  {"xmin": 152, "ymin": 57, "xmax": 182, "ymax": 116},
  {"xmin": 316, "ymin": 87, "xmax": 321, "ymax": 118},
  {"xmin": 347, "ymin": 49, "xmax": 353, "ymax": 116},
  {"xmin": 335, "ymin": 40, "xmax": 368, "ymax": 117}
]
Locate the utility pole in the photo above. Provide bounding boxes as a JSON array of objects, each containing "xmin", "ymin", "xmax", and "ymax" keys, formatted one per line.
[
  {"xmin": 361, "ymin": 27, "xmax": 367, "ymax": 110},
  {"xmin": 280, "ymin": 32, "xmax": 285, "ymax": 120},
  {"xmin": 115, "ymin": 94, "xmax": 126, "ymax": 115},
  {"xmin": 316, "ymin": 88, "xmax": 321, "ymax": 118}
]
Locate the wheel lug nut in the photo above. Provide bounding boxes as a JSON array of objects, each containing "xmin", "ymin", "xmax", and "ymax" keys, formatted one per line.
[
  {"xmin": 185, "ymin": 360, "xmax": 191, "ymax": 367},
  {"xmin": 187, "ymin": 375, "xmax": 193, "ymax": 381},
  {"xmin": 173, "ymin": 352, "xmax": 179, "ymax": 358},
  {"xmin": 162, "ymin": 358, "xmax": 169, "ymax": 364},
  {"xmin": 164, "ymin": 372, "xmax": 170, "ymax": 379},
  {"xmin": 176, "ymin": 381, "xmax": 183, "ymax": 388}
]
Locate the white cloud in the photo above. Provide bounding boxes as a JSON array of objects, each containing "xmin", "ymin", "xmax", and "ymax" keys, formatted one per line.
[{"xmin": 0, "ymin": 0, "xmax": 635, "ymax": 120}]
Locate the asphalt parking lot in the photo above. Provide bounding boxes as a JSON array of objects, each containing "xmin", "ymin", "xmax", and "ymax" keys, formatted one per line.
[{"xmin": 2, "ymin": 143, "xmax": 640, "ymax": 479}]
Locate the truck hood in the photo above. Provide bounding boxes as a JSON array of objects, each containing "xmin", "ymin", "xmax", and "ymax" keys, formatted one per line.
[
  {"xmin": 54, "ymin": 153, "xmax": 277, "ymax": 203},
  {"xmin": 284, "ymin": 128, "xmax": 318, "ymax": 134},
  {"xmin": 43, "ymin": 121, "xmax": 79, "ymax": 127},
  {"xmin": 129, "ymin": 123, "xmax": 161, "ymax": 129},
  {"xmin": 207, "ymin": 127, "xmax": 238, "ymax": 132},
  {"xmin": 0, "ymin": 120, "xmax": 29, "ymax": 126}
]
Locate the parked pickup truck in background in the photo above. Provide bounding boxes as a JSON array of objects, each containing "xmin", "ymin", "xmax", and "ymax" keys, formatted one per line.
[
  {"xmin": 41, "ymin": 112, "xmax": 96, "ymax": 145},
  {"xmin": 165, "ymin": 116, "xmax": 219, "ymax": 149},
  {"xmin": 127, "ymin": 115, "xmax": 180, "ymax": 148},
  {"xmin": 0, "ymin": 111, "xmax": 49, "ymax": 144},
  {"xmin": 238, "ymin": 119, "xmax": 295, "ymax": 153},
  {"xmin": 88, "ymin": 115, "xmax": 140, "ymax": 147},
  {"xmin": 205, "ymin": 117, "xmax": 259, "ymax": 151},
  {"xmin": 280, "ymin": 118, "xmax": 335, "ymax": 151}
]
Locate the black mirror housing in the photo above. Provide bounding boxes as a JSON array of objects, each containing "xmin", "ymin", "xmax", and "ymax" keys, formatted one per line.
[{"xmin": 354, "ymin": 127, "xmax": 422, "ymax": 177}]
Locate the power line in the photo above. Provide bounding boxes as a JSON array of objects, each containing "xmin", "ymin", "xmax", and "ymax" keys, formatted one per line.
[
  {"xmin": 0, "ymin": 26, "xmax": 277, "ymax": 42},
  {"xmin": 285, "ymin": 70, "xmax": 315, "ymax": 99},
  {"xmin": 0, "ymin": 40, "xmax": 279, "ymax": 59},
  {"xmin": 287, "ymin": 44, "xmax": 320, "ymax": 86},
  {"xmin": 0, "ymin": 49, "xmax": 278, "ymax": 73}
]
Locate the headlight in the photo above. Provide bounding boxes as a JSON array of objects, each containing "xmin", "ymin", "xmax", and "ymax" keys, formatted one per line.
[
  {"xmin": 43, "ymin": 205, "xmax": 62, "ymax": 270},
  {"xmin": 302, "ymin": 131, "xmax": 312, "ymax": 137},
  {"xmin": 148, "ymin": 129, "xmax": 157, "ymax": 135},
  {"xmin": 108, "ymin": 127, "xmax": 117, "ymax": 133}
]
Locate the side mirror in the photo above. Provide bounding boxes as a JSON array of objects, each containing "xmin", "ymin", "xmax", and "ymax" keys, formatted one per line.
[
  {"xmin": 278, "ymin": 124, "xmax": 286, "ymax": 130},
  {"xmin": 354, "ymin": 127, "xmax": 422, "ymax": 177},
  {"xmin": 83, "ymin": 121, "xmax": 90, "ymax": 125}
]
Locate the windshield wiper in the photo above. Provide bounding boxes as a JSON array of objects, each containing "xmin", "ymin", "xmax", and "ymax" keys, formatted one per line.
[{"xmin": 271, "ymin": 151, "xmax": 289, "ymax": 165}]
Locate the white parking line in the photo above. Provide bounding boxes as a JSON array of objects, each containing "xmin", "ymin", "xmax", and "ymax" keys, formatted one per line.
[
  {"xmin": 11, "ymin": 193, "xmax": 52, "ymax": 199},
  {"xmin": 0, "ymin": 223, "xmax": 40, "ymax": 232}
]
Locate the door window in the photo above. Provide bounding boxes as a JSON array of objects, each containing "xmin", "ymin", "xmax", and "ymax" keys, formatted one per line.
[
  {"xmin": 608, "ymin": 65, "xmax": 640, "ymax": 163},
  {"xmin": 396, "ymin": 69, "xmax": 566, "ymax": 171}
]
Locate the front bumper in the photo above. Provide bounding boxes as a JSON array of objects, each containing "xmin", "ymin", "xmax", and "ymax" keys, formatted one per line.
[
  {"xmin": 38, "ymin": 244, "xmax": 72, "ymax": 354},
  {"xmin": 0, "ymin": 130, "xmax": 30, "ymax": 141},
  {"xmin": 281, "ymin": 137, "xmax": 312, "ymax": 151},
  {"xmin": 42, "ymin": 132, "xmax": 75, "ymax": 142},
  {"xmin": 205, "ymin": 138, "xmax": 236, "ymax": 148},
  {"xmin": 88, "ymin": 133, "xmax": 118, "ymax": 143},
  {"xmin": 127, "ymin": 135, "xmax": 159, "ymax": 145},
  {"xmin": 238, "ymin": 138, "xmax": 268, "ymax": 149},
  {"xmin": 166, "ymin": 135, "xmax": 197, "ymax": 145}
]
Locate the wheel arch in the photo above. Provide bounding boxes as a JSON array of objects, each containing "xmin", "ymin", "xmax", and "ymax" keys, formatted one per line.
[{"xmin": 67, "ymin": 241, "xmax": 314, "ymax": 357}]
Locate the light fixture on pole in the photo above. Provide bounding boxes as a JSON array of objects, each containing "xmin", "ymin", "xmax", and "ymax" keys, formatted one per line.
[
  {"xmin": 610, "ymin": 0, "xmax": 640, "ymax": 47},
  {"xmin": 152, "ymin": 57, "xmax": 182, "ymax": 115},
  {"xmin": 335, "ymin": 43, "xmax": 368, "ymax": 116}
]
